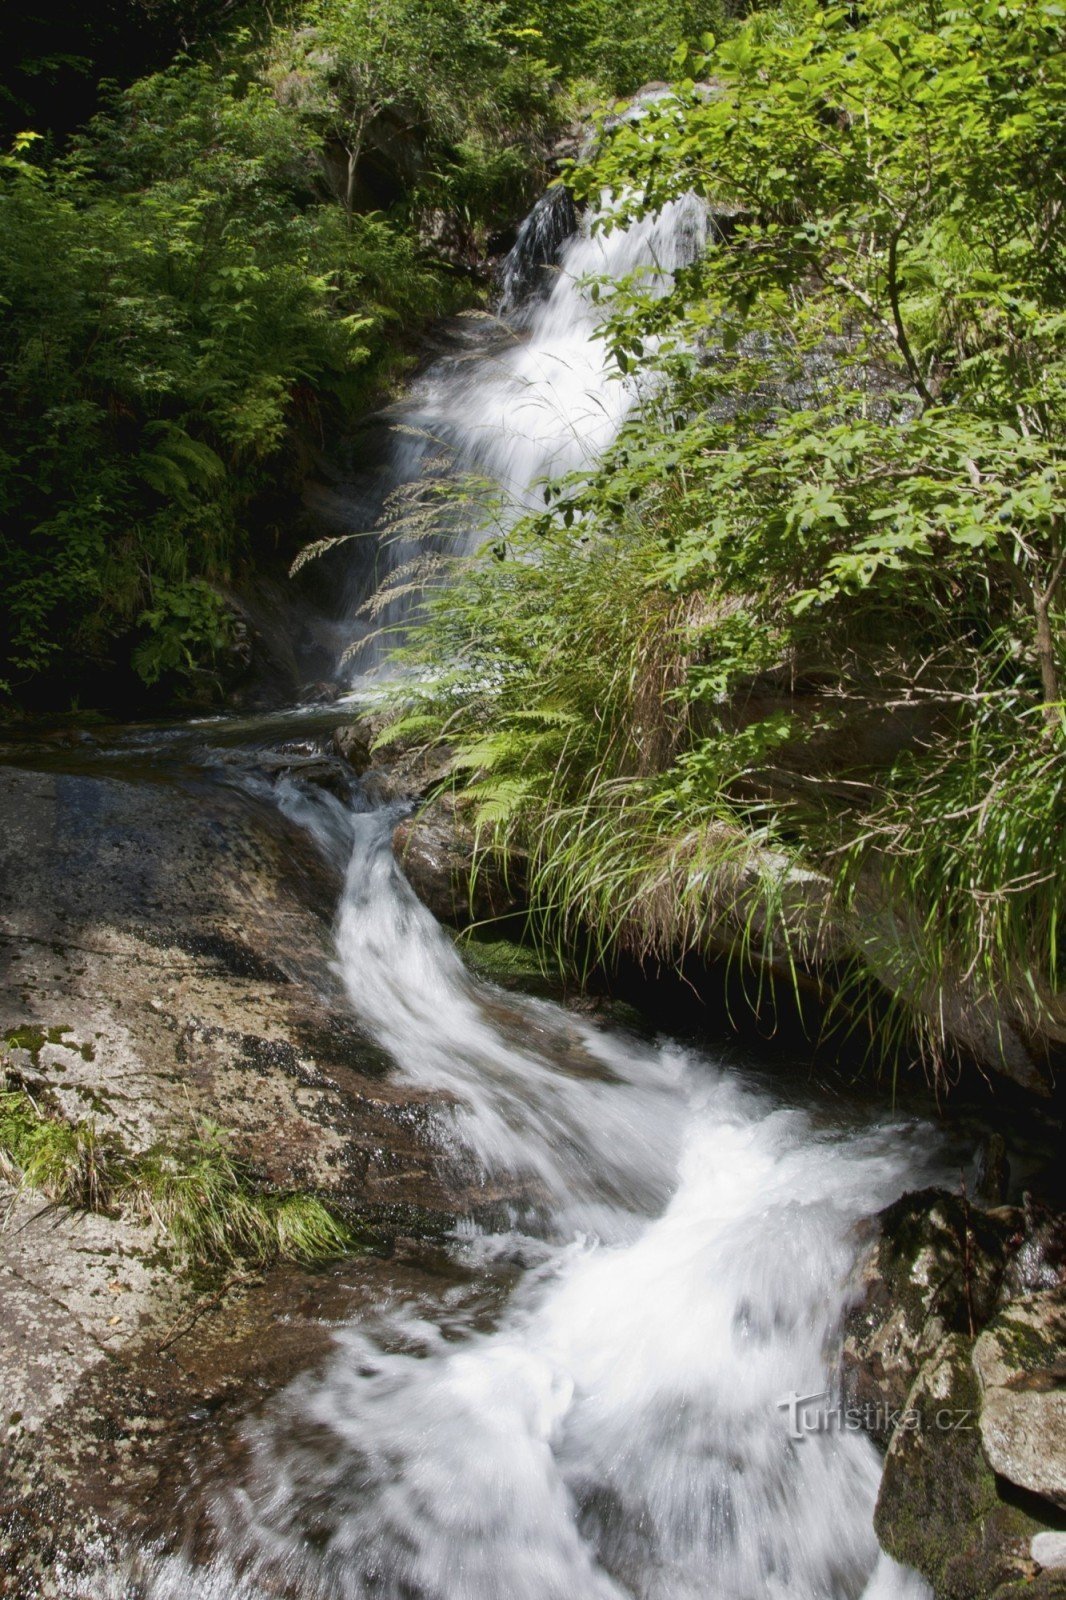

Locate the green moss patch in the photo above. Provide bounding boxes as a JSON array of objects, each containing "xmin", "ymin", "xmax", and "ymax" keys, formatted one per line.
[{"xmin": 458, "ymin": 932, "xmax": 557, "ymax": 993}]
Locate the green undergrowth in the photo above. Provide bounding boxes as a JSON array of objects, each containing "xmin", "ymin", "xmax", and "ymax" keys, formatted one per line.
[
  {"xmin": 368, "ymin": 0, "xmax": 1066, "ymax": 1092},
  {"xmin": 1, "ymin": 0, "xmax": 738, "ymax": 710},
  {"xmin": 0, "ymin": 1084, "xmax": 356, "ymax": 1269}
]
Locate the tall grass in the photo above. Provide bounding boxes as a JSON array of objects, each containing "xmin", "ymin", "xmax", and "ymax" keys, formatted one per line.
[
  {"xmin": 127, "ymin": 1123, "xmax": 355, "ymax": 1270},
  {"xmin": 833, "ymin": 695, "xmax": 1065, "ymax": 1068},
  {"xmin": 0, "ymin": 1088, "xmax": 111, "ymax": 1210}
]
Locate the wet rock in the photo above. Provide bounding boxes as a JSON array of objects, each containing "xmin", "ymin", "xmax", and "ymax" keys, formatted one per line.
[
  {"xmin": 853, "ymin": 1189, "xmax": 1066, "ymax": 1597},
  {"xmin": 253, "ymin": 744, "xmax": 356, "ymax": 801},
  {"xmin": 2, "ymin": 1246, "xmax": 497, "ymax": 1599},
  {"xmin": 975, "ymin": 1133, "xmax": 1011, "ymax": 1204},
  {"xmin": 331, "ymin": 720, "xmax": 373, "ymax": 774},
  {"xmin": 841, "ymin": 1187, "xmax": 1019, "ymax": 1445},
  {"xmin": 0, "ymin": 758, "xmax": 525, "ymax": 1515},
  {"xmin": 38, "ymin": 726, "xmax": 98, "ymax": 748},
  {"xmin": 362, "ymin": 765, "xmax": 405, "ymax": 807},
  {"xmin": 393, "ymin": 796, "xmax": 524, "ymax": 929},
  {"xmin": 874, "ymin": 1334, "xmax": 1046, "ymax": 1600},
  {"xmin": 1002, "ymin": 1195, "xmax": 1066, "ymax": 1300},
  {"xmin": 369, "ymin": 734, "xmax": 453, "ymax": 804},
  {"xmin": 215, "ymin": 577, "xmax": 337, "ymax": 713},
  {"xmin": 299, "ymin": 679, "xmax": 342, "ymax": 704},
  {"xmin": 973, "ymin": 1288, "xmax": 1066, "ymax": 1510}
]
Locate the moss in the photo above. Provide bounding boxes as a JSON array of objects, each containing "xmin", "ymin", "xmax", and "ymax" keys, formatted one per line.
[
  {"xmin": 875, "ymin": 1334, "xmax": 1048, "ymax": 1600},
  {"xmin": 4, "ymin": 1025, "xmax": 95, "ymax": 1064},
  {"xmin": 0, "ymin": 1087, "xmax": 112, "ymax": 1209},
  {"xmin": 457, "ymin": 931, "xmax": 563, "ymax": 997},
  {"xmin": 992, "ymin": 1308, "xmax": 1064, "ymax": 1372}
]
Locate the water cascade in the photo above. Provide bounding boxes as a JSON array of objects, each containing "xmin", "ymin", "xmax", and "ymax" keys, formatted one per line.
[
  {"xmin": 125, "ymin": 191, "xmax": 947, "ymax": 1600},
  {"xmin": 331, "ymin": 188, "xmax": 709, "ymax": 665}
]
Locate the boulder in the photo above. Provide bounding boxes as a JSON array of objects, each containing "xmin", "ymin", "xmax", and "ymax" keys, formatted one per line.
[
  {"xmin": 873, "ymin": 1334, "xmax": 1044, "ymax": 1599},
  {"xmin": 842, "ymin": 1188, "xmax": 1020, "ymax": 1445},
  {"xmin": 848, "ymin": 1188, "xmax": 1066, "ymax": 1597},
  {"xmin": 392, "ymin": 795, "xmax": 524, "ymax": 929},
  {"xmin": 973, "ymin": 1288, "xmax": 1066, "ymax": 1510},
  {"xmin": 331, "ymin": 720, "xmax": 374, "ymax": 773},
  {"xmin": 246, "ymin": 741, "xmax": 358, "ymax": 800},
  {"xmin": 1001, "ymin": 1195, "xmax": 1066, "ymax": 1299}
]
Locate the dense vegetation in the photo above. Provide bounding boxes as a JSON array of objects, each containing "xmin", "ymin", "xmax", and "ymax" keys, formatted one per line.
[
  {"xmin": 4, "ymin": 0, "xmax": 1062, "ymax": 1081},
  {"xmin": 393, "ymin": 0, "xmax": 1065, "ymax": 1080},
  {"xmin": 0, "ymin": 1076, "xmax": 354, "ymax": 1268},
  {"xmin": 0, "ymin": 0, "xmax": 725, "ymax": 706}
]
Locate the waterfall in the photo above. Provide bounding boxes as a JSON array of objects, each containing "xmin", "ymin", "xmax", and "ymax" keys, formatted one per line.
[
  {"xmin": 333, "ymin": 188, "xmax": 709, "ymax": 669},
  {"xmin": 112, "ymin": 191, "xmax": 943, "ymax": 1600}
]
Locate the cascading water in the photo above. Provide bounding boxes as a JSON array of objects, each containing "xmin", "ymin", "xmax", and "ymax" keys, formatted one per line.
[
  {"xmin": 332, "ymin": 187, "xmax": 709, "ymax": 667},
  {"xmin": 113, "ymin": 193, "xmax": 947, "ymax": 1599},
  {"xmin": 125, "ymin": 805, "xmax": 943, "ymax": 1600}
]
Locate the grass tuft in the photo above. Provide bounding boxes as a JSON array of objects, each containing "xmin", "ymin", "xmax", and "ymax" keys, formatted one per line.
[
  {"xmin": 0, "ymin": 1085, "xmax": 357, "ymax": 1270},
  {"xmin": 0, "ymin": 1087, "xmax": 111, "ymax": 1210}
]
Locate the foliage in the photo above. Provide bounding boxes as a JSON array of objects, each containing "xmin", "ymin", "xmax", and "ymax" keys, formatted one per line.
[
  {"xmin": 0, "ymin": 1085, "xmax": 111, "ymax": 1209},
  {"xmin": 0, "ymin": 55, "xmax": 452, "ymax": 703},
  {"xmin": 129, "ymin": 1121, "xmax": 354, "ymax": 1269},
  {"xmin": 505, "ymin": 0, "xmax": 732, "ymax": 97},
  {"xmin": 0, "ymin": 1082, "xmax": 355, "ymax": 1268},
  {"xmin": 392, "ymin": 0, "xmax": 1066, "ymax": 1079},
  {"xmin": 267, "ymin": 0, "xmax": 557, "ymax": 230},
  {"xmin": 0, "ymin": 0, "xmax": 728, "ymax": 706},
  {"xmin": 0, "ymin": 0, "xmax": 266, "ymax": 142}
]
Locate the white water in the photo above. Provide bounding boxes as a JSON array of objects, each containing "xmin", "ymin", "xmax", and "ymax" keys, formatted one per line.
[
  {"xmin": 338, "ymin": 189, "xmax": 709, "ymax": 665},
  {"xmin": 125, "ymin": 808, "xmax": 939, "ymax": 1600},
  {"xmin": 422, "ymin": 191, "xmax": 707, "ymax": 503},
  {"xmin": 117, "ymin": 196, "xmax": 942, "ymax": 1598}
]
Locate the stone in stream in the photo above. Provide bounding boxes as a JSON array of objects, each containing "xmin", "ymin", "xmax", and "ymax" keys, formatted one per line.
[
  {"xmin": 842, "ymin": 1185, "xmax": 1066, "ymax": 1599},
  {"xmin": 331, "ymin": 720, "xmax": 373, "ymax": 774},
  {"xmin": 393, "ymin": 794, "xmax": 525, "ymax": 930},
  {"xmin": 873, "ymin": 1333, "xmax": 1049, "ymax": 1600},
  {"xmin": 841, "ymin": 1187, "xmax": 1021, "ymax": 1445},
  {"xmin": 972, "ymin": 1288, "xmax": 1066, "ymax": 1511}
]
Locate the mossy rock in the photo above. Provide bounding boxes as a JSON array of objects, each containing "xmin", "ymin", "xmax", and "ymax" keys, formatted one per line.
[
  {"xmin": 974, "ymin": 1288, "xmax": 1066, "ymax": 1510},
  {"xmin": 992, "ymin": 1574, "xmax": 1066, "ymax": 1600},
  {"xmin": 874, "ymin": 1333, "xmax": 1047, "ymax": 1599},
  {"xmin": 842, "ymin": 1187, "xmax": 1019, "ymax": 1446},
  {"xmin": 457, "ymin": 932, "xmax": 560, "ymax": 996}
]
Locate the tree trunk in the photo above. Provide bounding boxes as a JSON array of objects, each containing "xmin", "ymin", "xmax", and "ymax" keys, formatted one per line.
[{"xmin": 1033, "ymin": 584, "xmax": 1063, "ymax": 735}]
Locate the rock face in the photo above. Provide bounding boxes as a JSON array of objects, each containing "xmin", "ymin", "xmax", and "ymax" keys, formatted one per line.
[
  {"xmin": 873, "ymin": 1334, "xmax": 1045, "ymax": 1600},
  {"xmin": 841, "ymin": 1189, "xmax": 1020, "ymax": 1445},
  {"xmin": 843, "ymin": 1185, "xmax": 1066, "ymax": 1599},
  {"xmin": 0, "ymin": 753, "xmax": 518, "ymax": 1557}
]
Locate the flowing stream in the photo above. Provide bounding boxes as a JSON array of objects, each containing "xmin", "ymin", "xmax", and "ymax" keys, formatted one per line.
[{"xmin": 126, "ymin": 192, "xmax": 946, "ymax": 1599}]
